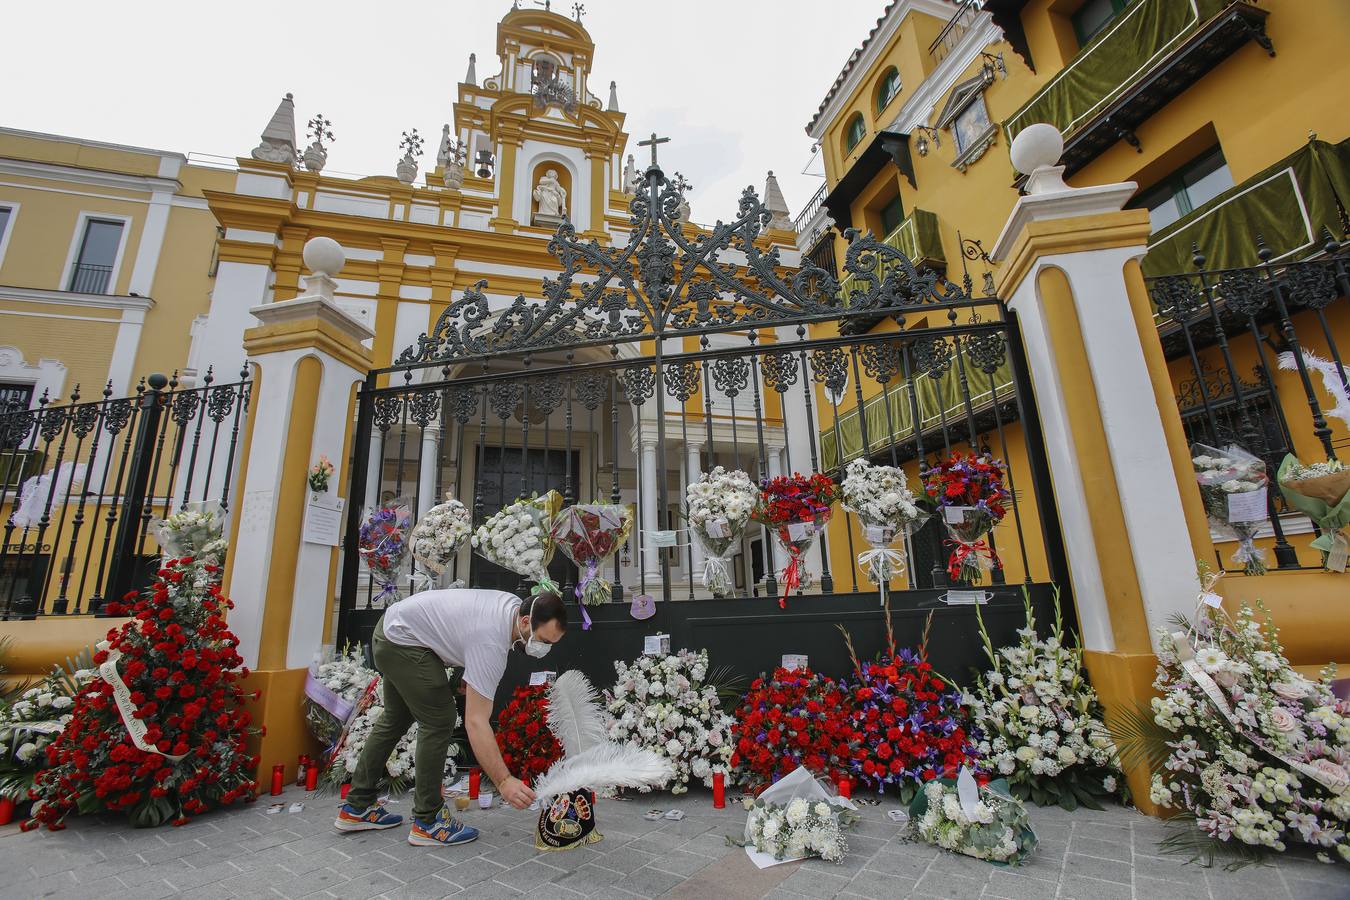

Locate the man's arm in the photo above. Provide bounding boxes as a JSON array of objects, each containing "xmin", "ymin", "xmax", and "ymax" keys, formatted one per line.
[{"xmin": 464, "ymin": 684, "xmax": 536, "ymax": 810}]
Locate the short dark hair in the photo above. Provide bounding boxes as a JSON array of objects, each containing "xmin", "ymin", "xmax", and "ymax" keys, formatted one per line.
[{"xmin": 526, "ymin": 590, "xmax": 567, "ymax": 630}]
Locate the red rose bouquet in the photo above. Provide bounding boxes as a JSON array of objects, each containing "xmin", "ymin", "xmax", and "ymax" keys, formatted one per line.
[
  {"xmin": 752, "ymin": 473, "xmax": 839, "ymax": 607},
  {"xmin": 549, "ymin": 503, "xmax": 634, "ymax": 630},
  {"xmin": 728, "ymin": 667, "xmax": 856, "ymax": 790},
  {"xmin": 496, "ymin": 685, "xmax": 564, "ymax": 787},
  {"xmin": 923, "ymin": 454, "xmax": 1010, "ymax": 584}
]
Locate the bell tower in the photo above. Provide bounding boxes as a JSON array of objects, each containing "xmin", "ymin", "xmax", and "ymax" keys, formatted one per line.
[{"xmin": 450, "ymin": 4, "xmax": 628, "ymax": 241}]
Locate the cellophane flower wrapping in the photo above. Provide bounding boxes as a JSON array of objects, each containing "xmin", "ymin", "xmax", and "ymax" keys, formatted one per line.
[
  {"xmin": 409, "ymin": 497, "xmax": 472, "ymax": 585},
  {"xmin": 843, "ymin": 648, "xmax": 983, "ymax": 803},
  {"xmin": 923, "ymin": 454, "xmax": 1010, "ymax": 585},
  {"xmin": 549, "ymin": 503, "xmax": 634, "ymax": 607},
  {"xmin": 151, "ymin": 504, "xmax": 228, "ymax": 569},
  {"xmin": 1276, "ymin": 455, "xmax": 1350, "ymax": 572},
  {"xmin": 841, "ymin": 459, "xmax": 928, "ymax": 593},
  {"xmin": 686, "ymin": 467, "xmax": 758, "ymax": 596},
  {"xmin": 969, "ymin": 591, "xmax": 1125, "ymax": 808},
  {"xmin": 605, "ymin": 649, "xmax": 734, "ymax": 794},
  {"xmin": 471, "ymin": 491, "xmax": 561, "ymax": 588},
  {"xmin": 740, "ymin": 766, "xmax": 861, "ymax": 863},
  {"xmin": 0, "ymin": 664, "xmax": 94, "ymax": 801},
  {"xmin": 752, "ymin": 473, "xmax": 839, "ymax": 604},
  {"xmin": 729, "ymin": 667, "xmax": 857, "ymax": 790},
  {"xmin": 1192, "ymin": 443, "xmax": 1270, "ymax": 575},
  {"xmin": 911, "ymin": 777, "xmax": 1037, "ymax": 865},
  {"xmin": 496, "ymin": 685, "xmax": 564, "ymax": 788},
  {"xmin": 1148, "ymin": 598, "xmax": 1350, "ymax": 865},
  {"xmin": 358, "ymin": 499, "xmax": 413, "ymax": 604},
  {"xmin": 305, "ymin": 645, "xmax": 375, "ymax": 753}
]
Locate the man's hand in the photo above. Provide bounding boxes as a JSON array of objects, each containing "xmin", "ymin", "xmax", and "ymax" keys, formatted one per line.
[{"xmin": 499, "ymin": 775, "xmax": 536, "ymax": 810}]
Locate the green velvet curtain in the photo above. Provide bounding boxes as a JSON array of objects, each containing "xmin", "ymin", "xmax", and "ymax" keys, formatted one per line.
[{"xmin": 1142, "ymin": 138, "xmax": 1350, "ymax": 276}]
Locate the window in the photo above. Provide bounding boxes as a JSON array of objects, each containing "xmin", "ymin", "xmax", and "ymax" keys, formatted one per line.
[
  {"xmin": 1073, "ymin": 0, "xmax": 1128, "ymax": 46},
  {"xmin": 876, "ymin": 67, "xmax": 901, "ymax": 114},
  {"xmin": 0, "ymin": 205, "xmax": 13, "ymax": 269},
  {"xmin": 953, "ymin": 97, "xmax": 993, "ymax": 154},
  {"xmin": 1131, "ymin": 146, "xmax": 1234, "ymax": 232},
  {"xmin": 0, "ymin": 382, "xmax": 35, "ymax": 450},
  {"xmin": 68, "ymin": 218, "xmax": 124, "ymax": 293},
  {"xmin": 878, "ymin": 194, "xmax": 905, "ymax": 237},
  {"xmin": 845, "ymin": 114, "xmax": 866, "ymax": 153},
  {"xmin": 0, "ymin": 207, "xmax": 11, "ymax": 244}
]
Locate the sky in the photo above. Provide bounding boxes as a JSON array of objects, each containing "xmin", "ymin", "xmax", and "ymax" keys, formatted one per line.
[{"xmin": 3, "ymin": 0, "xmax": 887, "ymax": 225}]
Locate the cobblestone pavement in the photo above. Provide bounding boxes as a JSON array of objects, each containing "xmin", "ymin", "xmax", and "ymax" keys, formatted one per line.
[{"xmin": 2, "ymin": 785, "xmax": 1346, "ymax": 899}]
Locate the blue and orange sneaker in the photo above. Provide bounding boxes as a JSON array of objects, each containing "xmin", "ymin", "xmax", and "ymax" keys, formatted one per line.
[
  {"xmin": 408, "ymin": 810, "xmax": 479, "ymax": 847},
  {"xmin": 334, "ymin": 802, "xmax": 404, "ymax": 832}
]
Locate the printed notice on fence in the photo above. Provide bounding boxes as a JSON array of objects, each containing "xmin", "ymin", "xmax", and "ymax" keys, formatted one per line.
[{"xmin": 303, "ymin": 495, "xmax": 344, "ymax": 546}]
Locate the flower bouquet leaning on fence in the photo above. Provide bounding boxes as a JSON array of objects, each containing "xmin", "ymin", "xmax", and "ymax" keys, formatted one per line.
[
  {"xmin": 1192, "ymin": 444, "xmax": 1270, "ymax": 575},
  {"xmin": 923, "ymin": 454, "xmax": 1009, "ymax": 585},
  {"xmin": 1277, "ymin": 455, "xmax": 1350, "ymax": 573},
  {"xmin": 752, "ymin": 472, "xmax": 839, "ymax": 607},
  {"xmin": 472, "ymin": 490, "xmax": 562, "ymax": 593},
  {"xmin": 550, "ymin": 502, "xmax": 634, "ymax": 629},
  {"xmin": 729, "ymin": 666, "xmax": 857, "ymax": 790},
  {"xmin": 969, "ymin": 589, "xmax": 1126, "ymax": 809},
  {"xmin": 1115, "ymin": 578, "xmax": 1350, "ymax": 866},
  {"xmin": 409, "ymin": 495, "xmax": 472, "ymax": 588},
  {"xmin": 25, "ymin": 508, "xmax": 258, "ymax": 829},
  {"xmin": 605, "ymin": 648, "xmax": 736, "ymax": 794},
  {"xmin": 910, "ymin": 768, "xmax": 1038, "ymax": 865},
  {"xmin": 841, "ymin": 459, "xmax": 928, "ymax": 604},
  {"xmin": 734, "ymin": 766, "xmax": 861, "ymax": 864},
  {"xmin": 303, "ymin": 645, "xmax": 375, "ymax": 757},
  {"xmin": 358, "ymin": 498, "xmax": 413, "ymax": 604},
  {"xmin": 686, "ymin": 467, "xmax": 758, "ymax": 597},
  {"xmin": 0, "ymin": 657, "xmax": 94, "ymax": 805},
  {"xmin": 496, "ymin": 684, "xmax": 564, "ymax": 788}
]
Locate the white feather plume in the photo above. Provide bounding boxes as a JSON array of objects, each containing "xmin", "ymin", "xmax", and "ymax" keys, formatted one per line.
[
  {"xmin": 1280, "ymin": 350, "xmax": 1350, "ymax": 427},
  {"xmin": 532, "ymin": 742, "xmax": 675, "ymax": 801},
  {"xmin": 545, "ymin": 670, "xmax": 607, "ymax": 757}
]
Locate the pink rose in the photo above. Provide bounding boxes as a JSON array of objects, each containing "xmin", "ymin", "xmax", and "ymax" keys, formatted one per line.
[
  {"xmin": 1311, "ymin": 759, "xmax": 1349, "ymax": 787},
  {"xmin": 1271, "ymin": 680, "xmax": 1308, "ymax": 700},
  {"xmin": 1268, "ymin": 707, "xmax": 1298, "ymax": 733}
]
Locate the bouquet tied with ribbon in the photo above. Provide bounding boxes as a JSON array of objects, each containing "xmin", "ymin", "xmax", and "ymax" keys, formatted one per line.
[
  {"xmin": 685, "ymin": 467, "xmax": 758, "ymax": 596},
  {"xmin": 840, "ymin": 458, "xmax": 928, "ymax": 604},
  {"xmin": 409, "ymin": 495, "xmax": 472, "ymax": 587},
  {"xmin": 752, "ymin": 472, "xmax": 839, "ymax": 607},
  {"xmin": 549, "ymin": 503, "xmax": 634, "ymax": 629},
  {"xmin": 923, "ymin": 454, "xmax": 1009, "ymax": 585},
  {"xmin": 471, "ymin": 490, "xmax": 562, "ymax": 593},
  {"xmin": 1277, "ymin": 455, "xmax": 1350, "ymax": 572},
  {"xmin": 735, "ymin": 766, "xmax": 861, "ymax": 865},
  {"xmin": 910, "ymin": 768, "xmax": 1037, "ymax": 865},
  {"xmin": 1192, "ymin": 443, "xmax": 1270, "ymax": 575},
  {"xmin": 358, "ymin": 498, "xmax": 413, "ymax": 604}
]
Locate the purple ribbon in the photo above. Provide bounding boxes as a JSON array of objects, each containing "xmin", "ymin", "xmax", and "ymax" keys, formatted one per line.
[{"xmin": 574, "ymin": 559, "xmax": 599, "ymax": 631}]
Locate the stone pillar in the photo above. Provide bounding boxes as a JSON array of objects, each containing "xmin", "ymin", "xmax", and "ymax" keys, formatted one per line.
[
  {"xmin": 366, "ymin": 433, "xmax": 384, "ymax": 510},
  {"xmin": 763, "ymin": 445, "xmax": 785, "ymax": 584},
  {"xmin": 226, "ymin": 237, "xmax": 373, "ymax": 786},
  {"xmin": 639, "ymin": 438, "xmax": 661, "ymax": 584},
  {"xmin": 990, "ymin": 125, "xmax": 1214, "ymax": 812},
  {"xmin": 418, "ymin": 425, "xmax": 441, "ymax": 517},
  {"xmin": 684, "ymin": 443, "xmax": 705, "ymax": 587}
]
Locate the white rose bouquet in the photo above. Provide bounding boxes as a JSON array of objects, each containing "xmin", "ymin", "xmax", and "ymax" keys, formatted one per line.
[
  {"xmin": 969, "ymin": 589, "xmax": 1125, "ymax": 809},
  {"xmin": 735, "ymin": 765, "xmax": 860, "ymax": 864},
  {"xmin": 1192, "ymin": 443, "xmax": 1270, "ymax": 575},
  {"xmin": 911, "ymin": 775, "xmax": 1037, "ymax": 865},
  {"xmin": 305, "ymin": 644, "xmax": 376, "ymax": 749},
  {"xmin": 841, "ymin": 459, "xmax": 928, "ymax": 602},
  {"xmin": 605, "ymin": 649, "xmax": 735, "ymax": 794},
  {"xmin": 0, "ymin": 660, "xmax": 94, "ymax": 800},
  {"xmin": 152, "ymin": 505, "xmax": 228, "ymax": 571},
  {"xmin": 685, "ymin": 467, "xmax": 758, "ymax": 596},
  {"xmin": 472, "ymin": 491, "xmax": 561, "ymax": 589},
  {"xmin": 409, "ymin": 496, "xmax": 472, "ymax": 585}
]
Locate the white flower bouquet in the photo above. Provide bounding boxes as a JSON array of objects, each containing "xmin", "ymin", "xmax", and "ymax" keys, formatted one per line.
[
  {"xmin": 471, "ymin": 491, "xmax": 561, "ymax": 589},
  {"xmin": 1276, "ymin": 455, "xmax": 1350, "ymax": 572},
  {"xmin": 0, "ymin": 663, "xmax": 93, "ymax": 800},
  {"xmin": 409, "ymin": 496, "xmax": 472, "ymax": 585},
  {"xmin": 841, "ymin": 459, "xmax": 928, "ymax": 601},
  {"xmin": 911, "ymin": 775, "xmax": 1037, "ymax": 865},
  {"xmin": 152, "ymin": 505, "xmax": 228, "ymax": 570},
  {"xmin": 1192, "ymin": 443, "xmax": 1270, "ymax": 575},
  {"xmin": 328, "ymin": 687, "xmax": 463, "ymax": 795},
  {"xmin": 1136, "ymin": 591, "xmax": 1350, "ymax": 865},
  {"xmin": 304, "ymin": 644, "xmax": 376, "ymax": 750},
  {"xmin": 737, "ymin": 765, "xmax": 860, "ymax": 864},
  {"xmin": 605, "ymin": 649, "xmax": 735, "ymax": 794},
  {"xmin": 685, "ymin": 468, "xmax": 758, "ymax": 596},
  {"xmin": 970, "ymin": 589, "xmax": 1126, "ymax": 809}
]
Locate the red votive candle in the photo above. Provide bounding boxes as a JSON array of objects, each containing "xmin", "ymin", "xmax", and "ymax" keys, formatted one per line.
[
  {"xmin": 271, "ymin": 764, "xmax": 285, "ymax": 796},
  {"xmin": 0, "ymin": 796, "xmax": 14, "ymax": 826},
  {"xmin": 712, "ymin": 772, "xmax": 725, "ymax": 809},
  {"xmin": 468, "ymin": 768, "xmax": 481, "ymax": 800},
  {"xmin": 340, "ymin": 783, "xmax": 351, "ymax": 800},
  {"xmin": 305, "ymin": 765, "xmax": 319, "ymax": 791},
  {"xmin": 296, "ymin": 754, "xmax": 309, "ymax": 786},
  {"xmin": 837, "ymin": 776, "xmax": 851, "ymax": 799}
]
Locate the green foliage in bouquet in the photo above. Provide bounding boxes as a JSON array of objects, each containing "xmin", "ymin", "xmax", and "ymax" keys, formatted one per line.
[
  {"xmin": 0, "ymin": 650, "xmax": 96, "ymax": 802},
  {"xmin": 910, "ymin": 777, "xmax": 1037, "ymax": 865}
]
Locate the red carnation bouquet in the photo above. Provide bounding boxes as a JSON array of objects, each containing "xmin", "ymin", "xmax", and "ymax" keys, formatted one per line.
[
  {"xmin": 752, "ymin": 473, "xmax": 839, "ymax": 607},
  {"xmin": 496, "ymin": 685, "xmax": 563, "ymax": 787},
  {"xmin": 922, "ymin": 454, "xmax": 1010, "ymax": 584},
  {"xmin": 728, "ymin": 667, "xmax": 856, "ymax": 790}
]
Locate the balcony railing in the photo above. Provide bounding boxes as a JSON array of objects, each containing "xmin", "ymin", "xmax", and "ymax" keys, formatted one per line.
[
  {"xmin": 68, "ymin": 263, "xmax": 113, "ymax": 294},
  {"xmin": 1004, "ymin": 0, "xmax": 1270, "ymax": 176},
  {"xmin": 838, "ymin": 209, "xmax": 945, "ymax": 304},
  {"xmin": 929, "ymin": 0, "xmax": 982, "ymax": 65},
  {"xmin": 794, "ymin": 183, "xmax": 828, "ymax": 236},
  {"xmin": 1142, "ymin": 138, "xmax": 1350, "ymax": 278}
]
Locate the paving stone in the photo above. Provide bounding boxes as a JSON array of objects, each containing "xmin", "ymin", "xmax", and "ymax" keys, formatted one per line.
[
  {"xmin": 552, "ymin": 861, "xmax": 626, "ymax": 894},
  {"xmin": 435, "ymin": 855, "xmax": 510, "ymax": 888},
  {"xmin": 159, "ymin": 859, "xmax": 245, "ymax": 891},
  {"xmin": 379, "ymin": 873, "xmax": 464, "ymax": 898},
  {"xmin": 494, "ymin": 859, "xmax": 566, "ymax": 892},
  {"xmin": 1058, "ymin": 874, "xmax": 1133, "ymax": 900},
  {"xmin": 451, "ymin": 880, "xmax": 525, "ymax": 898},
  {"xmin": 840, "ymin": 867, "xmax": 918, "ymax": 899},
  {"xmin": 485, "ymin": 840, "xmax": 550, "ymax": 868},
  {"xmin": 646, "ymin": 848, "xmax": 712, "ymax": 877},
  {"xmin": 681, "ymin": 831, "xmax": 738, "ymax": 858},
  {"xmin": 864, "ymin": 848, "xmax": 936, "ymax": 880},
  {"xmin": 1135, "ymin": 874, "xmax": 1217, "ymax": 900},
  {"xmin": 1068, "ymin": 833, "xmax": 1132, "ymax": 863},
  {"xmin": 912, "ymin": 870, "xmax": 985, "ymax": 900},
  {"xmin": 778, "ymin": 866, "xmax": 852, "ymax": 898},
  {"xmin": 282, "ymin": 846, "xmax": 353, "ymax": 877},
  {"xmin": 267, "ymin": 866, "xmax": 352, "ymax": 899},
  {"xmin": 982, "ymin": 869, "xmax": 1060, "ymax": 900},
  {"xmin": 612, "ymin": 865, "xmax": 689, "ymax": 898},
  {"xmin": 335, "ymin": 869, "xmax": 403, "ymax": 900},
  {"xmin": 1128, "ymin": 853, "xmax": 1208, "ymax": 884},
  {"xmin": 1286, "ymin": 880, "xmax": 1350, "ymax": 900},
  {"xmin": 1062, "ymin": 851, "xmax": 1132, "ymax": 885},
  {"xmin": 593, "ymin": 846, "xmax": 658, "ymax": 874}
]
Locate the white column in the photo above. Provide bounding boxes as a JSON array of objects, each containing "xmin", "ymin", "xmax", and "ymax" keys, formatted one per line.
[
  {"xmin": 684, "ymin": 443, "xmax": 704, "ymax": 584},
  {"xmin": 639, "ymin": 438, "xmax": 661, "ymax": 584},
  {"xmin": 365, "ymin": 433, "xmax": 383, "ymax": 510},
  {"xmin": 764, "ymin": 446, "xmax": 784, "ymax": 583},
  {"xmin": 418, "ymin": 425, "xmax": 441, "ymax": 517}
]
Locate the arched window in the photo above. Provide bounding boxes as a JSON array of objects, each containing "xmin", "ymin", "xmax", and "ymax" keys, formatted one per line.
[
  {"xmin": 845, "ymin": 114, "xmax": 866, "ymax": 153},
  {"xmin": 876, "ymin": 67, "xmax": 901, "ymax": 113}
]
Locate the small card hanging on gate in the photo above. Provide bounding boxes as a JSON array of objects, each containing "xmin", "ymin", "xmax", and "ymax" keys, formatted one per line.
[{"xmin": 630, "ymin": 594, "xmax": 656, "ymax": 621}]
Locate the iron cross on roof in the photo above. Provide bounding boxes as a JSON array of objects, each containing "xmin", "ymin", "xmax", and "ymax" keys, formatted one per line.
[{"xmin": 637, "ymin": 132, "xmax": 670, "ymax": 167}]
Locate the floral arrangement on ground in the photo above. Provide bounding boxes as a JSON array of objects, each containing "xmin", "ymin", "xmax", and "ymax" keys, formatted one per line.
[
  {"xmin": 0, "ymin": 659, "xmax": 94, "ymax": 802},
  {"xmin": 910, "ymin": 776, "xmax": 1037, "ymax": 865},
  {"xmin": 729, "ymin": 666, "xmax": 856, "ymax": 790},
  {"xmin": 497, "ymin": 684, "xmax": 564, "ymax": 788}
]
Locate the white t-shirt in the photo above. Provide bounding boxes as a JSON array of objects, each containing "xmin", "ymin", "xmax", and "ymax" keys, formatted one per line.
[{"xmin": 382, "ymin": 588, "xmax": 521, "ymax": 698}]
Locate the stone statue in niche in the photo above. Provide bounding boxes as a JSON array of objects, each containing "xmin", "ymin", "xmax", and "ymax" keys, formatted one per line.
[{"xmin": 533, "ymin": 169, "xmax": 567, "ymax": 224}]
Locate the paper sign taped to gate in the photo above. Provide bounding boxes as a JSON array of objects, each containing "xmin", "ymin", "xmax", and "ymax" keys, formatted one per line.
[{"xmin": 1226, "ymin": 488, "xmax": 1267, "ymax": 523}]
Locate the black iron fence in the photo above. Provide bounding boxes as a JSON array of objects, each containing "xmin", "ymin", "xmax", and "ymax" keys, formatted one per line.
[
  {"xmin": 1150, "ymin": 233, "xmax": 1350, "ymax": 570},
  {"xmin": 0, "ymin": 368, "xmax": 251, "ymax": 618}
]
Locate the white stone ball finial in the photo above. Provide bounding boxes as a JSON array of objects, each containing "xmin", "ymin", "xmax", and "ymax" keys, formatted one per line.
[
  {"xmin": 1010, "ymin": 123, "xmax": 1064, "ymax": 176},
  {"xmin": 303, "ymin": 236, "xmax": 345, "ymax": 278}
]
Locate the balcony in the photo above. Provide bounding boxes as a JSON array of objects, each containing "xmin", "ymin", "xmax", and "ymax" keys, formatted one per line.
[
  {"xmin": 1142, "ymin": 138, "xmax": 1350, "ymax": 277},
  {"xmin": 67, "ymin": 263, "xmax": 113, "ymax": 294},
  {"xmin": 837, "ymin": 209, "xmax": 946, "ymax": 336},
  {"xmin": 1003, "ymin": 0, "xmax": 1271, "ymax": 178}
]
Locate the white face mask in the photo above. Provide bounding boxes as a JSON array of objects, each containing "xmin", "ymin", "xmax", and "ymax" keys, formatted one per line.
[{"xmin": 515, "ymin": 602, "xmax": 553, "ymax": 658}]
